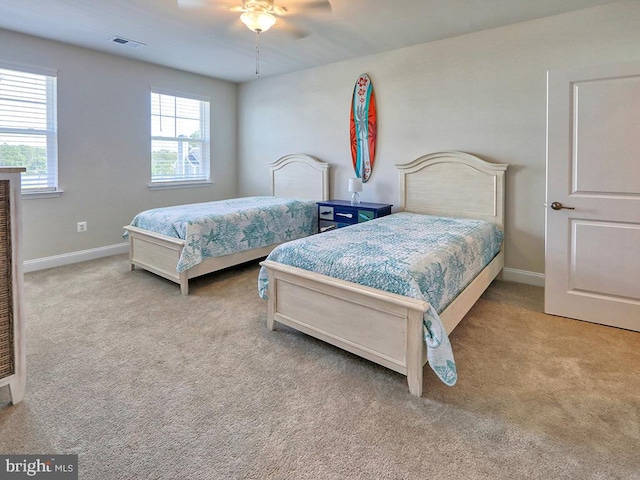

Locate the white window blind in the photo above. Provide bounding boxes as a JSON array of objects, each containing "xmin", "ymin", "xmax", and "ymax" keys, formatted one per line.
[
  {"xmin": 0, "ymin": 66, "xmax": 58, "ymax": 192},
  {"xmin": 151, "ymin": 91, "xmax": 210, "ymax": 184}
]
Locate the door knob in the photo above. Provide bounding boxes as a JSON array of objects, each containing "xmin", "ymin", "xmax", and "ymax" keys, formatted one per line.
[{"xmin": 550, "ymin": 202, "xmax": 574, "ymax": 210}]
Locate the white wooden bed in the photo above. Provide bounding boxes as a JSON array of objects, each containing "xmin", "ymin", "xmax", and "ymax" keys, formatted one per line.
[
  {"xmin": 260, "ymin": 151, "xmax": 508, "ymax": 397},
  {"xmin": 124, "ymin": 153, "xmax": 329, "ymax": 295}
]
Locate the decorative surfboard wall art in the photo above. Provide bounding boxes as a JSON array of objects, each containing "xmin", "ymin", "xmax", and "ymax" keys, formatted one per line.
[{"xmin": 350, "ymin": 73, "xmax": 377, "ymax": 182}]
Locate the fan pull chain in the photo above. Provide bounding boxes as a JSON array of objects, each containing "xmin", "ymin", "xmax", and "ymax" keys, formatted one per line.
[{"xmin": 255, "ymin": 32, "xmax": 261, "ymax": 78}]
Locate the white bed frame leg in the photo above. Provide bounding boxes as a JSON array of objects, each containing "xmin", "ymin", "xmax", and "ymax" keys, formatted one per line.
[
  {"xmin": 128, "ymin": 236, "xmax": 135, "ymax": 271},
  {"xmin": 179, "ymin": 273, "xmax": 188, "ymax": 296},
  {"xmin": 266, "ymin": 270, "xmax": 276, "ymax": 331},
  {"xmin": 406, "ymin": 310, "xmax": 424, "ymax": 397}
]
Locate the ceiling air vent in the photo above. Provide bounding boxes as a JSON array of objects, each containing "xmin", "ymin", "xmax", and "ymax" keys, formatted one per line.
[{"xmin": 110, "ymin": 36, "xmax": 145, "ymax": 48}]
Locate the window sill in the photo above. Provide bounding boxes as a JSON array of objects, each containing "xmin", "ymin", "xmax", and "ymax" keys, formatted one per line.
[
  {"xmin": 22, "ymin": 189, "xmax": 64, "ymax": 199},
  {"xmin": 148, "ymin": 181, "xmax": 212, "ymax": 191}
]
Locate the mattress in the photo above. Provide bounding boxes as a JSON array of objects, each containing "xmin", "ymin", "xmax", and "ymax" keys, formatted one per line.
[
  {"xmin": 128, "ymin": 196, "xmax": 317, "ymax": 272},
  {"xmin": 258, "ymin": 212, "xmax": 504, "ymax": 385}
]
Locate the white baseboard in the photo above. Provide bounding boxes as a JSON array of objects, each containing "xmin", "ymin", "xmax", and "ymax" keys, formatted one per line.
[
  {"xmin": 24, "ymin": 243, "xmax": 129, "ymax": 273},
  {"xmin": 502, "ymin": 267, "xmax": 545, "ymax": 287}
]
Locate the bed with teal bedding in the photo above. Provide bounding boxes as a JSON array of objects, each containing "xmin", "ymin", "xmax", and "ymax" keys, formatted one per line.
[
  {"xmin": 258, "ymin": 151, "xmax": 508, "ymax": 397},
  {"xmin": 124, "ymin": 153, "xmax": 330, "ymax": 295},
  {"xmin": 259, "ymin": 212, "xmax": 503, "ymax": 387},
  {"xmin": 130, "ymin": 196, "xmax": 317, "ymax": 273}
]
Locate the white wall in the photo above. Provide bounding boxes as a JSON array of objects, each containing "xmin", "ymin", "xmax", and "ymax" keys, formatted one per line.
[
  {"xmin": 238, "ymin": 1, "xmax": 640, "ymax": 277},
  {"xmin": 0, "ymin": 28, "xmax": 238, "ymax": 262}
]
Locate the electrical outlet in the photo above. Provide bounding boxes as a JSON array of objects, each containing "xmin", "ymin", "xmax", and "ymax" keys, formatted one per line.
[{"xmin": 77, "ymin": 221, "xmax": 87, "ymax": 233}]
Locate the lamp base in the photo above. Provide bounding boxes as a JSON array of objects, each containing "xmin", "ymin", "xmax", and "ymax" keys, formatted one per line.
[{"xmin": 350, "ymin": 191, "xmax": 360, "ymax": 206}]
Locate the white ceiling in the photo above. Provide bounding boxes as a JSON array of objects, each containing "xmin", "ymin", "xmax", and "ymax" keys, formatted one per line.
[{"xmin": 0, "ymin": 0, "xmax": 621, "ymax": 83}]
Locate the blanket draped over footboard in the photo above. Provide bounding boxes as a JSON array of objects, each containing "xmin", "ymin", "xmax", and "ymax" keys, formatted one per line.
[
  {"xmin": 258, "ymin": 212, "xmax": 504, "ymax": 386},
  {"xmin": 128, "ymin": 196, "xmax": 317, "ymax": 272}
]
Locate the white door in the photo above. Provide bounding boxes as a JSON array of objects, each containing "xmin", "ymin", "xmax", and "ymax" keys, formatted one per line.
[{"xmin": 545, "ymin": 62, "xmax": 640, "ymax": 332}]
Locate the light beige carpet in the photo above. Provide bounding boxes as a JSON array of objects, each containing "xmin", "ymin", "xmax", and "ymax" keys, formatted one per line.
[{"xmin": 0, "ymin": 255, "xmax": 638, "ymax": 479}]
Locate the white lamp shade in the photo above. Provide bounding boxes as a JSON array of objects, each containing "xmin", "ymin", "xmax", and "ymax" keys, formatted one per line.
[
  {"xmin": 348, "ymin": 178, "xmax": 363, "ymax": 193},
  {"xmin": 241, "ymin": 11, "xmax": 276, "ymax": 33}
]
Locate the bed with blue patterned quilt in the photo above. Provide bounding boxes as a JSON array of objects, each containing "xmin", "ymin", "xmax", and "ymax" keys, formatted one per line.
[
  {"xmin": 124, "ymin": 153, "xmax": 330, "ymax": 295},
  {"xmin": 128, "ymin": 196, "xmax": 318, "ymax": 273},
  {"xmin": 258, "ymin": 212, "xmax": 504, "ymax": 389},
  {"xmin": 258, "ymin": 151, "xmax": 507, "ymax": 396}
]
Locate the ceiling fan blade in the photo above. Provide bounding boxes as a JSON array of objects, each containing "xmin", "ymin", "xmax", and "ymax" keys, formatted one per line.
[
  {"xmin": 301, "ymin": 0, "xmax": 332, "ymax": 10},
  {"xmin": 178, "ymin": 0, "xmax": 242, "ymax": 13},
  {"xmin": 273, "ymin": 6, "xmax": 288, "ymax": 15},
  {"xmin": 278, "ymin": 0, "xmax": 332, "ymax": 15},
  {"xmin": 177, "ymin": 0, "xmax": 211, "ymax": 8}
]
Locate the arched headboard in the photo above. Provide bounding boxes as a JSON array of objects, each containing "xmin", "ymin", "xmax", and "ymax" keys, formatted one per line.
[
  {"xmin": 396, "ymin": 151, "xmax": 508, "ymax": 228},
  {"xmin": 268, "ymin": 153, "xmax": 330, "ymax": 201}
]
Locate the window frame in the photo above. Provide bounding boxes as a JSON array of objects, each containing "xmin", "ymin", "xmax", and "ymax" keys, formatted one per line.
[
  {"xmin": 150, "ymin": 89, "xmax": 211, "ymax": 189},
  {"xmin": 0, "ymin": 63, "xmax": 59, "ymax": 196}
]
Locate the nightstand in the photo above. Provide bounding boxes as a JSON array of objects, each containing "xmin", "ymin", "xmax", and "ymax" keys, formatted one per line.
[{"xmin": 317, "ymin": 200, "xmax": 393, "ymax": 233}]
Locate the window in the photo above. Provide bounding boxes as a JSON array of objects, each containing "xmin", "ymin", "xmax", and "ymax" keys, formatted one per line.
[
  {"xmin": 0, "ymin": 65, "xmax": 58, "ymax": 193},
  {"xmin": 151, "ymin": 91, "xmax": 210, "ymax": 185}
]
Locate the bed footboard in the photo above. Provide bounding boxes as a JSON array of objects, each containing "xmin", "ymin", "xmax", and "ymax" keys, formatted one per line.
[
  {"xmin": 261, "ymin": 260, "xmax": 430, "ymax": 396},
  {"xmin": 261, "ymin": 249, "xmax": 504, "ymax": 397},
  {"xmin": 124, "ymin": 225, "xmax": 188, "ymax": 294},
  {"xmin": 125, "ymin": 225, "xmax": 282, "ymax": 296}
]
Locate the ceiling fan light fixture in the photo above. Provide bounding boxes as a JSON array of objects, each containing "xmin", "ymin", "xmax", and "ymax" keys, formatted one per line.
[{"xmin": 240, "ymin": 10, "xmax": 276, "ymax": 33}]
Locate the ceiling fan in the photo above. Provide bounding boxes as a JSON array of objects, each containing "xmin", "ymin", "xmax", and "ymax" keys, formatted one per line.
[
  {"xmin": 178, "ymin": 0, "xmax": 332, "ymax": 36},
  {"xmin": 178, "ymin": 0, "xmax": 331, "ymax": 77}
]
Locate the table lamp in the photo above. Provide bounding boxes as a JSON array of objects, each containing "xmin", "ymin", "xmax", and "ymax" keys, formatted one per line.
[{"xmin": 348, "ymin": 178, "xmax": 362, "ymax": 206}]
